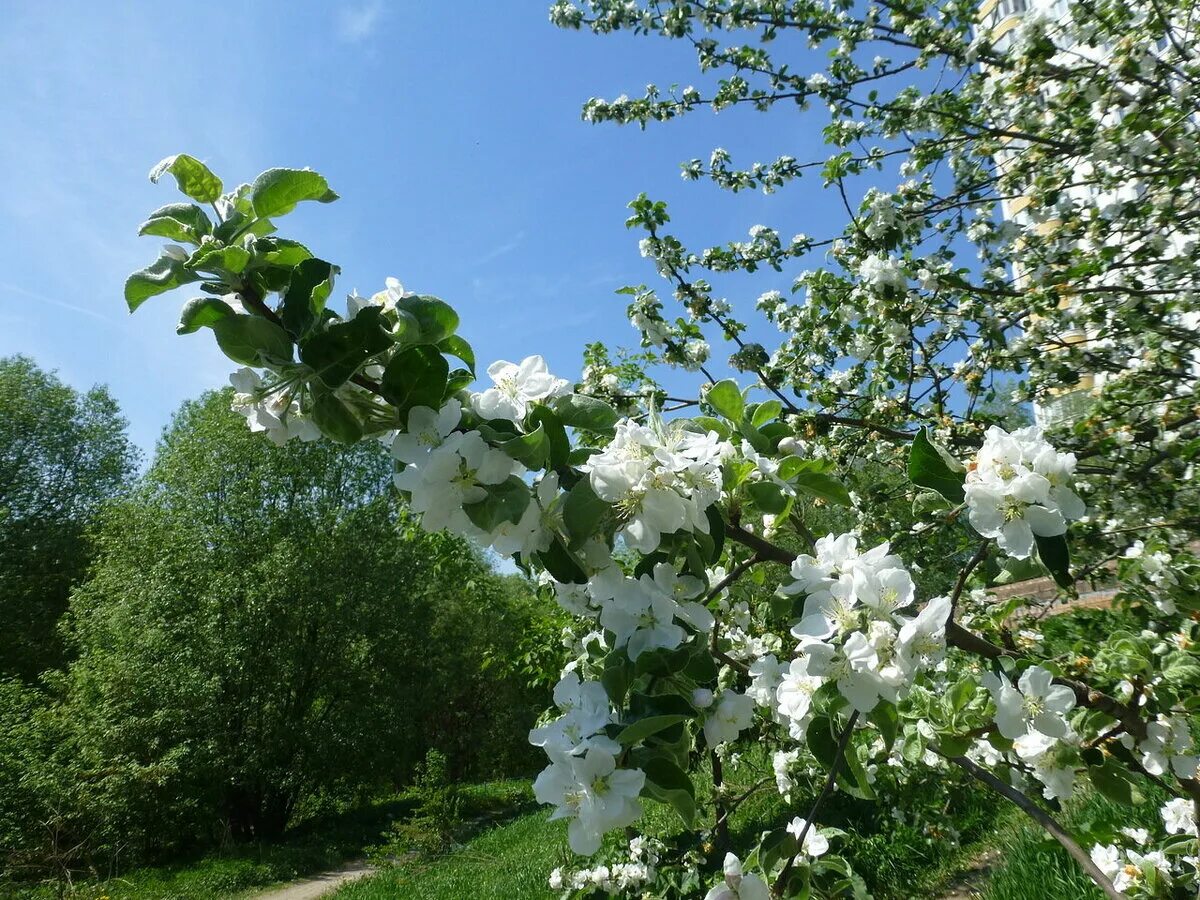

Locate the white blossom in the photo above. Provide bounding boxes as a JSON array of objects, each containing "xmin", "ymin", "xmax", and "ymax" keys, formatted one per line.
[
  {"xmin": 472, "ymin": 355, "xmax": 570, "ymax": 421},
  {"xmin": 533, "ymin": 747, "xmax": 645, "ymax": 856}
]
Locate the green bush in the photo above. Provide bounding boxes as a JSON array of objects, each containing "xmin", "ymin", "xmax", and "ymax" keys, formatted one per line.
[{"xmin": 371, "ymin": 750, "xmax": 464, "ymax": 859}]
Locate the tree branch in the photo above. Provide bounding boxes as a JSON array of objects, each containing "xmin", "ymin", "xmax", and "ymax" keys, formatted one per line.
[{"xmin": 948, "ymin": 754, "xmax": 1126, "ymax": 900}]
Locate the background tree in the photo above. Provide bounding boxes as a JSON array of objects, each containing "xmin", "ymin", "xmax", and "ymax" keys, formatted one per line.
[
  {"xmin": 0, "ymin": 389, "xmax": 553, "ymax": 874},
  {"xmin": 0, "ymin": 355, "xmax": 138, "ymax": 681}
]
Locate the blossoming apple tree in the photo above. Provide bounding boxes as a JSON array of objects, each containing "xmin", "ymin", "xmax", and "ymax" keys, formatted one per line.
[{"xmin": 120, "ymin": 0, "xmax": 1200, "ymax": 895}]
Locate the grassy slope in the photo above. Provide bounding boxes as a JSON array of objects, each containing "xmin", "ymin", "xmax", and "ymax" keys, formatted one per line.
[
  {"xmin": 334, "ymin": 810, "xmax": 562, "ymax": 900},
  {"xmin": 1, "ymin": 782, "xmax": 532, "ymax": 900},
  {"xmin": 339, "ymin": 750, "xmax": 1000, "ymax": 900}
]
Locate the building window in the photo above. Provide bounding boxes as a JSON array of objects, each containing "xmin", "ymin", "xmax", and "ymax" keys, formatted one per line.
[{"xmin": 996, "ymin": 0, "xmax": 1027, "ymax": 19}]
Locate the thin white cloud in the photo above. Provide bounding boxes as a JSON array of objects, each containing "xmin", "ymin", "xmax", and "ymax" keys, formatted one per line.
[
  {"xmin": 337, "ymin": 1, "xmax": 384, "ymax": 43},
  {"xmin": 472, "ymin": 230, "xmax": 526, "ymax": 267},
  {"xmin": 0, "ymin": 281, "xmax": 115, "ymax": 324}
]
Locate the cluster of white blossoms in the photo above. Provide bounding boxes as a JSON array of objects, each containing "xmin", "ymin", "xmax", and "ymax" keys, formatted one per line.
[
  {"xmin": 1123, "ymin": 540, "xmax": 1180, "ymax": 614},
  {"xmin": 857, "ymin": 253, "xmax": 906, "ymax": 294},
  {"xmin": 1129, "ymin": 714, "xmax": 1199, "ymax": 780},
  {"xmin": 982, "ymin": 666, "xmax": 1079, "ymax": 800},
  {"xmin": 589, "ymin": 561, "xmax": 715, "ymax": 659},
  {"xmin": 548, "ymin": 836, "xmax": 661, "ymax": 894},
  {"xmin": 744, "ymin": 534, "xmax": 950, "ymax": 742},
  {"xmin": 582, "ymin": 418, "xmax": 730, "ymax": 553},
  {"xmin": 785, "ymin": 816, "xmax": 831, "ymax": 859},
  {"xmin": 229, "ymin": 368, "xmax": 320, "ymax": 446},
  {"xmin": 1090, "ymin": 841, "xmax": 1173, "ymax": 894},
  {"xmin": 390, "ymin": 357, "xmax": 577, "ymax": 557},
  {"xmin": 527, "ymin": 558, "xmax": 734, "ymax": 860},
  {"xmin": 1162, "ymin": 797, "xmax": 1198, "ymax": 836},
  {"xmin": 964, "ymin": 425, "xmax": 1086, "ymax": 559},
  {"xmin": 392, "ymin": 401, "xmax": 525, "ymax": 541},
  {"xmin": 529, "ymin": 672, "xmax": 616, "ymax": 759}
]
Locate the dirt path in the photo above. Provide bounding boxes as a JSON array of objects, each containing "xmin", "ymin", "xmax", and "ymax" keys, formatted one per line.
[
  {"xmin": 936, "ymin": 846, "xmax": 1001, "ymax": 899},
  {"xmin": 250, "ymin": 861, "xmax": 375, "ymax": 900}
]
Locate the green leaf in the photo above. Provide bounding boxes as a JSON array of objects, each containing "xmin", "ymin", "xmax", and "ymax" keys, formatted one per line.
[
  {"xmin": 446, "ymin": 367, "xmax": 473, "ymax": 396},
  {"xmin": 640, "ymin": 756, "xmax": 696, "ymax": 828},
  {"xmin": 751, "ymin": 399, "xmax": 783, "ymax": 427},
  {"xmin": 759, "ymin": 828, "xmax": 800, "ymax": 875},
  {"xmin": 212, "ymin": 315, "xmax": 294, "ymax": 366},
  {"xmin": 794, "ymin": 470, "xmax": 852, "ymax": 506},
  {"xmin": 738, "ymin": 418, "xmax": 771, "ymax": 454},
  {"xmin": 683, "ymin": 644, "xmax": 718, "ymax": 683},
  {"xmin": 562, "ymin": 473, "xmax": 610, "ymax": 548},
  {"xmin": 535, "ymin": 535, "xmax": 587, "ymax": 584},
  {"xmin": 779, "ymin": 457, "xmax": 834, "ymax": 479},
  {"xmin": 747, "ymin": 480, "xmax": 789, "ymax": 513},
  {"xmin": 901, "ymin": 729, "xmax": 926, "ymax": 764},
  {"xmin": 398, "ymin": 295, "xmax": 459, "ymax": 344},
  {"xmin": 149, "ymin": 154, "xmax": 223, "ymax": 203},
  {"xmin": 948, "ymin": 678, "xmax": 977, "ymax": 715},
  {"xmin": 839, "ymin": 739, "xmax": 875, "ymax": 799},
  {"xmin": 868, "ymin": 702, "xmax": 898, "ymax": 751},
  {"xmin": 249, "ymin": 167, "xmax": 339, "ymax": 219},
  {"xmin": 380, "ymin": 344, "xmax": 451, "ymax": 413},
  {"xmin": 528, "ymin": 406, "xmax": 569, "ymax": 469},
  {"xmin": 254, "ymin": 237, "xmax": 313, "ymax": 268},
  {"xmin": 187, "ymin": 243, "xmax": 252, "ymax": 275},
  {"xmin": 125, "ymin": 250, "xmax": 200, "ymax": 311},
  {"xmin": 600, "ymin": 650, "xmax": 632, "ymax": 707},
  {"xmin": 137, "ymin": 202, "xmax": 212, "ymax": 244},
  {"xmin": 806, "ymin": 715, "xmax": 838, "ymax": 769},
  {"xmin": 300, "ymin": 307, "xmax": 392, "ymax": 388},
  {"xmin": 311, "ymin": 391, "xmax": 362, "ymax": 443},
  {"xmin": 706, "ymin": 379, "xmax": 744, "ymax": 420},
  {"xmin": 704, "ymin": 506, "xmax": 725, "ymax": 561},
  {"xmin": 498, "ymin": 424, "xmax": 550, "ymax": 469},
  {"xmin": 550, "ymin": 394, "xmax": 619, "ymax": 434},
  {"xmin": 691, "ymin": 416, "xmax": 730, "ymax": 440},
  {"xmin": 633, "ymin": 646, "xmax": 695, "ymax": 678},
  {"xmin": 213, "ymin": 210, "xmax": 276, "ymax": 244},
  {"xmin": 463, "ymin": 476, "xmax": 531, "ymax": 533},
  {"xmin": 1034, "ymin": 533, "xmax": 1072, "ymax": 589},
  {"xmin": 437, "ymin": 334, "xmax": 475, "ymax": 374},
  {"xmin": 176, "ymin": 297, "xmax": 234, "ymax": 334},
  {"xmin": 617, "ymin": 715, "xmax": 688, "ymax": 747},
  {"xmin": 280, "ymin": 258, "xmax": 338, "ymax": 338},
  {"xmin": 1089, "ymin": 758, "xmax": 1141, "ymax": 806},
  {"xmin": 993, "ymin": 555, "xmax": 1044, "ymax": 586},
  {"xmin": 1162, "ymin": 652, "xmax": 1200, "ymax": 685},
  {"xmin": 908, "ymin": 427, "xmax": 965, "ymax": 503},
  {"xmin": 938, "ymin": 734, "xmax": 970, "ymax": 758}
]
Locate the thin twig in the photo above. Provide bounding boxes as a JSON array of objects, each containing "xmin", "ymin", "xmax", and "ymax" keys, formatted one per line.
[
  {"xmin": 773, "ymin": 711, "xmax": 860, "ymax": 895},
  {"xmin": 949, "ymin": 540, "xmax": 990, "ymax": 617}
]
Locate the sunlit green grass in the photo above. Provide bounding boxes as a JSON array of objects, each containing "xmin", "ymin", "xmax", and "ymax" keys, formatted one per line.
[
  {"xmin": 982, "ymin": 788, "xmax": 1168, "ymax": 900},
  {"xmin": 333, "ymin": 810, "xmax": 564, "ymax": 900}
]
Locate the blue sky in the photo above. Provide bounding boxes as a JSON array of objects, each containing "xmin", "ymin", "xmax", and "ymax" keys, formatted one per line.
[{"xmin": 0, "ymin": 1, "xmax": 835, "ymax": 454}]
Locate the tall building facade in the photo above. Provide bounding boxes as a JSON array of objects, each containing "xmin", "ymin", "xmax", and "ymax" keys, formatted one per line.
[{"xmin": 975, "ymin": 0, "xmax": 1111, "ymax": 427}]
